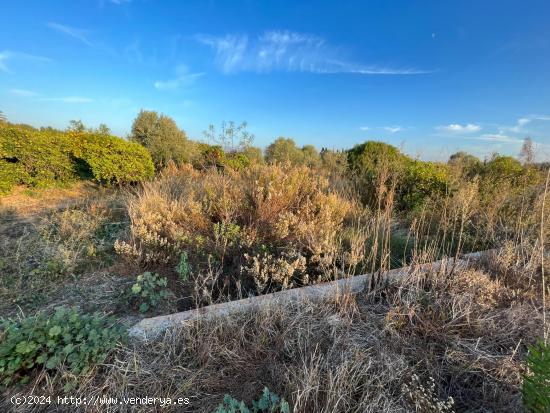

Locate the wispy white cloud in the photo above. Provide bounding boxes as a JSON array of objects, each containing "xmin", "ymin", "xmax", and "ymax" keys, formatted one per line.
[
  {"xmin": 360, "ymin": 126, "xmax": 370, "ymax": 131},
  {"xmin": 9, "ymin": 88, "xmax": 92, "ymax": 103},
  {"xmin": 503, "ymin": 114, "xmax": 550, "ymax": 133},
  {"xmin": 109, "ymin": 0, "xmax": 131, "ymax": 4},
  {"xmin": 38, "ymin": 96, "xmax": 94, "ymax": 103},
  {"xmin": 154, "ymin": 64, "xmax": 205, "ymax": 91},
  {"xmin": 472, "ymin": 133, "xmax": 523, "ymax": 143},
  {"xmin": 10, "ymin": 88, "xmax": 39, "ymax": 97},
  {"xmin": 0, "ymin": 50, "xmax": 51, "ymax": 73},
  {"xmin": 383, "ymin": 126, "xmax": 404, "ymax": 133},
  {"xmin": 196, "ymin": 30, "xmax": 431, "ymax": 75},
  {"xmin": 47, "ymin": 22, "xmax": 93, "ymax": 47},
  {"xmin": 436, "ymin": 123, "xmax": 481, "ymax": 133}
]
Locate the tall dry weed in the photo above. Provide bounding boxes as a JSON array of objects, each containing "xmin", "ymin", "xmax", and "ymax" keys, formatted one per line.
[{"xmin": 116, "ymin": 163, "xmax": 358, "ymax": 301}]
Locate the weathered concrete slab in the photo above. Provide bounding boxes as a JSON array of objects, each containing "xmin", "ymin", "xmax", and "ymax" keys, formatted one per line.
[{"xmin": 129, "ymin": 250, "xmax": 491, "ymax": 341}]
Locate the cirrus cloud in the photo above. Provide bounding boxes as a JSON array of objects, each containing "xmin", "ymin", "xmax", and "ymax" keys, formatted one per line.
[
  {"xmin": 10, "ymin": 88, "xmax": 39, "ymax": 97},
  {"xmin": 154, "ymin": 65, "xmax": 205, "ymax": 91},
  {"xmin": 473, "ymin": 133, "xmax": 523, "ymax": 143},
  {"xmin": 0, "ymin": 50, "xmax": 51, "ymax": 73},
  {"xmin": 503, "ymin": 114, "xmax": 550, "ymax": 133},
  {"xmin": 38, "ymin": 96, "xmax": 94, "ymax": 103},
  {"xmin": 47, "ymin": 22, "xmax": 94, "ymax": 47},
  {"xmin": 196, "ymin": 30, "xmax": 432, "ymax": 76}
]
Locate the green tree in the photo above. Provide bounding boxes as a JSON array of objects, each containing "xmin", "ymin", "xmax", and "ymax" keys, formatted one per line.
[
  {"xmin": 243, "ymin": 146, "xmax": 264, "ymax": 164},
  {"xmin": 448, "ymin": 151, "xmax": 483, "ymax": 179},
  {"xmin": 347, "ymin": 141, "xmax": 447, "ymax": 210},
  {"xmin": 301, "ymin": 144, "xmax": 321, "ymax": 167},
  {"xmin": 130, "ymin": 110, "xmax": 195, "ymax": 170},
  {"xmin": 67, "ymin": 119, "xmax": 86, "ymax": 133},
  {"xmin": 265, "ymin": 137, "xmax": 304, "ymax": 165},
  {"xmin": 96, "ymin": 123, "xmax": 111, "ymax": 136},
  {"xmin": 347, "ymin": 141, "xmax": 407, "ymax": 205}
]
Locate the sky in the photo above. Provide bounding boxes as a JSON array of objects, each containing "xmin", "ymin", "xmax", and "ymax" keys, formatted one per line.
[{"xmin": 1, "ymin": 0, "xmax": 550, "ymax": 161}]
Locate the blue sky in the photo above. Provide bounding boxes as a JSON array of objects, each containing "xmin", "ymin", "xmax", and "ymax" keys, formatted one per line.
[{"xmin": 1, "ymin": 0, "xmax": 550, "ymax": 160}]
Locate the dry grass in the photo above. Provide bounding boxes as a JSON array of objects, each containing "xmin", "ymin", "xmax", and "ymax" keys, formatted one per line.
[
  {"xmin": 115, "ymin": 163, "xmax": 360, "ymax": 304},
  {"xmin": 0, "ymin": 182, "xmax": 102, "ymax": 218},
  {"xmin": 1, "ymin": 157, "xmax": 549, "ymax": 412},
  {"xmin": 3, "ymin": 248, "xmax": 543, "ymax": 412},
  {"xmin": 0, "ymin": 186, "xmax": 129, "ymax": 318}
]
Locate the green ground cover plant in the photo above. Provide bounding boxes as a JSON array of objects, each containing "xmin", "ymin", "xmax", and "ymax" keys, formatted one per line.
[{"xmin": 0, "ymin": 307, "xmax": 125, "ymax": 388}]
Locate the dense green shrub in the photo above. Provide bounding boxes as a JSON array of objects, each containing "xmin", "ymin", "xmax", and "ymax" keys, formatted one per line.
[
  {"xmin": 225, "ymin": 152, "xmax": 251, "ymax": 170},
  {"xmin": 522, "ymin": 339, "xmax": 550, "ymax": 412},
  {"xmin": 0, "ymin": 160, "xmax": 27, "ymax": 193},
  {"xmin": 215, "ymin": 387, "xmax": 290, "ymax": 413},
  {"xmin": 347, "ymin": 141, "xmax": 449, "ymax": 209},
  {"xmin": 347, "ymin": 141, "xmax": 406, "ymax": 176},
  {"xmin": 400, "ymin": 160, "xmax": 449, "ymax": 210},
  {"xmin": 129, "ymin": 272, "xmax": 172, "ymax": 313},
  {"xmin": 0, "ymin": 126, "xmax": 78, "ymax": 189},
  {"xmin": 480, "ymin": 155, "xmax": 538, "ymax": 190},
  {"xmin": 483, "ymin": 155, "xmax": 524, "ymax": 184},
  {"xmin": 74, "ymin": 132, "xmax": 154, "ymax": 184},
  {"xmin": 0, "ymin": 307, "xmax": 125, "ymax": 387},
  {"xmin": 0, "ymin": 125, "xmax": 154, "ymax": 193},
  {"xmin": 347, "ymin": 141, "xmax": 407, "ymax": 205}
]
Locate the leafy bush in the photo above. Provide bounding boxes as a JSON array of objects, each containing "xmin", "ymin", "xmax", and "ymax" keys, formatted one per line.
[
  {"xmin": 74, "ymin": 132, "xmax": 154, "ymax": 184},
  {"xmin": 0, "ymin": 125, "xmax": 154, "ymax": 192},
  {"xmin": 129, "ymin": 272, "xmax": 172, "ymax": 313},
  {"xmin": 347, "ymin": 141, "xmax": 407, "ymax": 206},
  {"xmin": 0, "ymin": 126, "xmax": 78, "ymax": 189},
  {"xmin": 347, "ymin": 141, "xmax": 406, "ymax": 176},
  {"xmin": 400, "ymin": 160, "xmax": 449, "ymax": 210},
  {"xmin": 225, "ymin": 152, "xmax": 251, "ymax": 171},
  {"xmin": 215, "ymin": 387, "xmax": 290, "ymax": 413},
  {"xmin": 522, "ymin": 339, "xmax": 550, "ymax": 412},
  {"xmin": 480, "ymin": 155, "xmax": 538, "ymax": 194},
  {"xmin": 347, "ymin": 141, "xmax": 449, "ymax": 210},
  {"xmin": 0, "ymin": 160, "xmax": 27, "ymax": 193},
  {"xmin": 0, "ymin": 307, "xmax": 125, "ymax": 387}
]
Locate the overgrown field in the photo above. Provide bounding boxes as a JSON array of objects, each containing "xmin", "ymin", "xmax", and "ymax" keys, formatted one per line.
[{"xmin": 1, "ymin": 120, "xmax": 550, "ymax": 412}]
